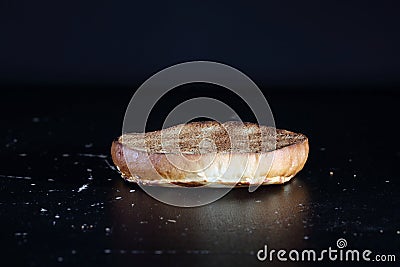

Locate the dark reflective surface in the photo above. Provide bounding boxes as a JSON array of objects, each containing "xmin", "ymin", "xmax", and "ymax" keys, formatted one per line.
[{"xmin": 0, "ymin": 87, "xmax": 399, "ymax": 266}]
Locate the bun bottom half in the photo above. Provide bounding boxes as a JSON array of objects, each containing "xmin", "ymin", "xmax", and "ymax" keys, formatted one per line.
[{"xmin": 111, "ymin": 138, "xmax": 309, "ymax": 188}]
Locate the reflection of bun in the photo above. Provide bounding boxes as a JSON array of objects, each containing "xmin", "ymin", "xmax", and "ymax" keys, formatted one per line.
[{"xmin": 111, "ymin": 121, "xmax": 309, "ymax": 187}]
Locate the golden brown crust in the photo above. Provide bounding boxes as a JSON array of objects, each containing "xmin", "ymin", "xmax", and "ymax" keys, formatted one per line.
[
  {"xmin": 111, "ymin": 123, "xmax": 309, "ymax": 187},
  {"xmin": 119, "ymin": 121, "xmax": 307, "ymax": 154}
]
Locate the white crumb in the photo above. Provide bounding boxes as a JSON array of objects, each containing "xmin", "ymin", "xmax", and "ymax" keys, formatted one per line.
[{"xmin": 77, "ymin": 184, "xmax": 89, "ymax": 192}]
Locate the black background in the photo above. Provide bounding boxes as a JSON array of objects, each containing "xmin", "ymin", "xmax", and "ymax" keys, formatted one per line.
[
  {"xmin": 1, "ymin": 0, "xmax": 400, "ymax": 87},
  {"xmin": 1, "ymin": 1, "xmax": 399, "ymax": 266}
]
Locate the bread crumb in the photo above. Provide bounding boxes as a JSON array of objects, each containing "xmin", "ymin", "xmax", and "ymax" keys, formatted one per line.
[
  {"xmin": 84, "ymin": 143, "xmax": 93, "ymax": 148},
  {"xmin": 77, "ymin": 184, "xmax": 89, "ymax": 192}
]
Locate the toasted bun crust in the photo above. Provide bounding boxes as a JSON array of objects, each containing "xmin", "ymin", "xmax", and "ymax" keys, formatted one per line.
[{"xmin": 111, "ymin": 121, "xmax": 309, "ymax": 187}]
